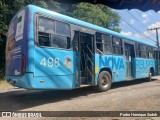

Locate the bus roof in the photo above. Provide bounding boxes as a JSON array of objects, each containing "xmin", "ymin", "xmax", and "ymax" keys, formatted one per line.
[{"xmin": 27, "ymin": 5, "xmax": 157, "ymax": 48}]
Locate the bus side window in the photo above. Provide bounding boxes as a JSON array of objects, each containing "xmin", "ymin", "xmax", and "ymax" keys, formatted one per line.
[
  {"xmin": 138, "ymin": 44, "xmax": 147, "ymax": 58},
  {"xmin": 37, "ymin": 16, "xmax": 71, "ymax": 49},
  {"xmin": 50, "ymin": 34, "xmax": 70, "ymax": 49},
  {"xmin": 96, "ymin": 32, "xmax": 112, "ymax": 54},
  {"xmin": 135, "ymin": 43, "xmax": 139, "ymax": 57},
  {"xmin": 55, "ymin": 21, "xmax": 70, "ymax": 37},
  {"xmin": 38, "ymin": 32, "xmax": 50, "ymax": 47},
  {"xmin": 147, "ymin": 46, "xmax": 154, "ymax": 58},
  {"xmin": 154, "ymin": 51, "xmax": 158, "ymax": 60},
  {"xmin": 96, "ymin": 33, "xmax": 103, "ymax": 53},
  {"xmin": 102, "ymin": 34, "xmax": 112, "ymax": 54},
  {"xmin": 149, "ymin": 52, "xmax": 154, "ymax": 58},
  {"xmin": 112, "ymin": 37, "xmax": 123, "ymax": 55},
  {"xmin": 37, "ymin": 17, "xmax": 54, "ymax": 47},
  {"xmin": 38, "ymin": 17, "xmax": 54, "ymax": 33}
]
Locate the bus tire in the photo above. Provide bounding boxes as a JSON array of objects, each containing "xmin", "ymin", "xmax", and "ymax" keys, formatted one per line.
[
  {"xmin": 96, "ymin": 71, "xmax": 112, "ymax": 92},
  {"xmin": 147, "ymin": 71, "xmax": 152, "ymax": 82}
]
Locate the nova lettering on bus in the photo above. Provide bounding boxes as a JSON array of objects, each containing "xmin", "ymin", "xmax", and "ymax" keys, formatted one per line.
[{"xmin": 100, "ymin": 57, "xmax": 125, "ymax": 70}]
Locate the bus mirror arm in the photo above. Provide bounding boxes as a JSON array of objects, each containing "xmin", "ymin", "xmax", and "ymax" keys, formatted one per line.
[{"xmin": 97, "ymin": 48, "xmax": 104, "ymax": 55}]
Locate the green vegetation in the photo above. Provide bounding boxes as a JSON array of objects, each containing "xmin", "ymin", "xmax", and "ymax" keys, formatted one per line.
[
  {"xmin": 0, "ymin": 80, "xmax": 12, "ymax": 89},
  {"xmin": 0, "ymin": 0, "xmax": 121, "ymax": 78},
  {"xmin": 0, "ymin": 70, "xmax": 4, "ymax": 79},
  {"xmin": 63, "ymin": 3, "xmax": 121, "ymax": 32}
]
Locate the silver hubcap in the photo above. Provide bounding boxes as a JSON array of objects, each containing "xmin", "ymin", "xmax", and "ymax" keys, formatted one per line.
[{"xmin": 101, "ymin": 75, "xmax": 109, "ymax": 88}]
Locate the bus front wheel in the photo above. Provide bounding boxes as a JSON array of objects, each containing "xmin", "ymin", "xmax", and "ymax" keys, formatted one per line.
[{"xmin": 96, "ymin": 71, "xmax": 112, "ymax": 92}]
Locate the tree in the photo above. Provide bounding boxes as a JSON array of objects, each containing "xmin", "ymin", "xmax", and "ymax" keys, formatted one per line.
[{"xmin": 62, "ymin": 3, "xmax": 121, "ymax": 32}]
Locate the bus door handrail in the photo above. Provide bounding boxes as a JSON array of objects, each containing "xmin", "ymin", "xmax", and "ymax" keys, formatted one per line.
[
  {"xmin": 86, "ymin": 45, "xmax": 94, "ymax": 56},
  {"xmin": 86, "ymin": 67, "xmax": 94, "ymax": 78},
  {"xmin": 86, "ymin": 54, "xmax": 94, "ymax": 66}
]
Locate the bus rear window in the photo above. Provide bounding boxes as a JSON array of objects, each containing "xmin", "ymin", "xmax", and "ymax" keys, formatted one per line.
[{"xmin": 37, "ymin": 16, "xmax": 71, "ymax": 49}]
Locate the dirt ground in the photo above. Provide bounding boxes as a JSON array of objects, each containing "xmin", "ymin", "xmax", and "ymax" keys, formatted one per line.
[{"xmin": 0, "ymin": 77, "xmax": 160, "ymax": 120}]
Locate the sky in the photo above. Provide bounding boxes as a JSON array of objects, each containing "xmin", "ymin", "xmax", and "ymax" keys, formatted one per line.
[{"xmin": 115, "ymin": 9, "xmax": 160, "ymax": 46}]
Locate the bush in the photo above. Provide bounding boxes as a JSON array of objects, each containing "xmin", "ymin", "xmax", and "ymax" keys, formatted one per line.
[{"xmin": 0, "ymin": 70, "xmax": 5, "ymax": 79}]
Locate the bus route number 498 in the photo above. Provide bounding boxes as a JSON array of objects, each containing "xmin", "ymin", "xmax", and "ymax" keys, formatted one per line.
[{"xmin": 40, "ymin": 57, "xmax": 60, "ymax": 67}]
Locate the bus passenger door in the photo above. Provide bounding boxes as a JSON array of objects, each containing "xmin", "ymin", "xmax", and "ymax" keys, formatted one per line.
[
  {"xmin": 82, "ymin": 33, "xmax": 95, "ymax": 84},
  {"xmin": 124, "ymin": 43, "xmax": 135, "ymax": 79},
  {"xmin": 154, "ymin": 50, "xmax": 160, "ymax": 75},
  {"xmin": 74, "ymin": 31, "xmax": 95, "ymax": 86},
  {"xmin": 74, "ymin": 31, "xmax": 81, "ymax": 87}
]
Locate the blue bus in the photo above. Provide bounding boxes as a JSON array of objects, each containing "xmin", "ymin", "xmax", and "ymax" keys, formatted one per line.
[{"xmin": 5, "ymin": 5, "xmax": 158, "ymax": 91}]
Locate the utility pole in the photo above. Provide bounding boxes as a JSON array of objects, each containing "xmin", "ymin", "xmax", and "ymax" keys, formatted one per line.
[{"xmin": 148, "ymin": 27, "xmax": 160, "ymax": 74}]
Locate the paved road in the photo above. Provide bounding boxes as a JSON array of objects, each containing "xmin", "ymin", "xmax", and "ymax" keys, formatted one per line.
[{"xmin": 0, "ymin": 77, "xmax": 160, "ymax": 119}]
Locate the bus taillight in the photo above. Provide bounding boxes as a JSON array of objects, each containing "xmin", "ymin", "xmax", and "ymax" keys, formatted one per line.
[{"xmin": 21, "ymin": 53, "xmax": 26, "ymax": 74}]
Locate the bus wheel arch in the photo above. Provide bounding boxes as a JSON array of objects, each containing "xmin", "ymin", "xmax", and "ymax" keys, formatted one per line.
[
  {"xmin": 96, "ymin": 68, "xmax": 112, "ymax": 92},
  {"xmin": 99, "ymin": 68, "xmax": 112, "ymax": 78}
]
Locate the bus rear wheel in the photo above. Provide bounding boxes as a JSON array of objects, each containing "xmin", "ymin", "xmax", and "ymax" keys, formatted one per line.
[
  {"xmin": 147, "ymin": 72, "xmax": 152, "ymax": 82},
  {"xmin": 96, "ymin": 71, "xmax": 112, "ymax": 92},
  {"xmin": 147, "ymin": 68, "xmax": 154, "ymax": 82}
]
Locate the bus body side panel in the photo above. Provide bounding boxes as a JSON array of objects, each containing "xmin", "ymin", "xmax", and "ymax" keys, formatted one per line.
[
  {"xmin": 29, "ymin": 6, "xmax": 76, "ymax": 89},
  {"xmin": 112, "ymin": 56, "xmax": 126, "ymax": 82},
  {"xmin": 95, "ymin": 54, "xmax": 126, "ymax": 83},
  {"xmin": 133, "ymin": 58, "xmax": 155, "ymax": 78},
  {"xmin": 33, "ymin": 48, "xmax": 75, "ymax": 89}
]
